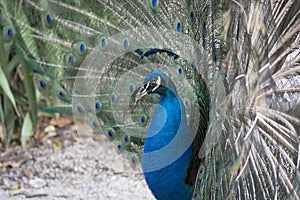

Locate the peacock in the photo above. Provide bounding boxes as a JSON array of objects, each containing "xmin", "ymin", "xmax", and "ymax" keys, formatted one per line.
[{"xmin": 1, "ymin": 0, "xmax": 299, "ymax": 199}]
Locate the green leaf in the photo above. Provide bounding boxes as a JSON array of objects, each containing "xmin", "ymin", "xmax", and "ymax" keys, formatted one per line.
[
  {"xmin": 21, "ymin": 113, "xmax": 33, "ymax": 148},
  {"xmin": 0, "ymin": 97, "xmax": 8, "ymax": 148},
  {"xmin": 0, "ymin": 65, "xmax": 20, "ymax": 116},
  {"xmin": 3, "ymin": 95, "xmax": 16, "ymax": 147},
  {"xmin": 7, "ymin": 55, "xmax": 21, "ymax": 74},
  {"xmin": 22, "ymin": 64, "xmax": 38, "ymax": 132}
]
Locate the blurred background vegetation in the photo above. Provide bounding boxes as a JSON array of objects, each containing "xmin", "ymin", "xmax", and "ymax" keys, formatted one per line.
[{"xmin": 0, "ymin": 28, "xmax": 44, "ymax": 148}]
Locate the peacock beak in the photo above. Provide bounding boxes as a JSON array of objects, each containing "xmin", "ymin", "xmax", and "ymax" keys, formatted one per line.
[{"xmin": 135, "ymin": 87, "xmax": 148, "ymax": 102}]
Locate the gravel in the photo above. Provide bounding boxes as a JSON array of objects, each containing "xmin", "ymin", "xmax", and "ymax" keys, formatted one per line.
[{"xmin": 0, "ymin": 126, "xmax": 155, "ymax": 200}]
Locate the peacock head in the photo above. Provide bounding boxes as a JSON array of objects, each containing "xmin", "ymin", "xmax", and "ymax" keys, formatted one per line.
[{"xmin": 135, "ymin": 70, "xmax": 177, "ymax": 102}]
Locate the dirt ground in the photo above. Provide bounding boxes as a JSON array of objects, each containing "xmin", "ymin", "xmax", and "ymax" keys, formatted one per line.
[{"xmin": 0, "ymin": 119, "xmax": 155, "ymax": 200}]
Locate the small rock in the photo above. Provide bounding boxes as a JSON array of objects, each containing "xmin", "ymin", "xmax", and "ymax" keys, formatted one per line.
[
  {"xmin": 109, "ymin": 161, "xmax": 124, "ymax": 174},
  {"xmin": 44, "ymin": 125, "xmax": 57, "ymax": 138},
  {"xmin": 3, "ymin": 178, "xmax": 11, "ymax": 187},
  {"xmin": 84, "ymin": 137, "xmax": 95, "ymax": 144},
  {"xmin": 22, "ymin": 176, "xmax": 28, "ymax": 184},
  {"xmin": 44, "ymin": 125, "xmax": 56, "ymax": 133},
  {"xmin": 29, "ymin": 177, "xmax": 47, "ymax": 189}
]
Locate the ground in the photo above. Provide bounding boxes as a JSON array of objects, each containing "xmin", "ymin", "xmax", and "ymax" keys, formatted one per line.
[{"xmin": 0, "ymin": 118, "xmax": 155, "ymax": 200}]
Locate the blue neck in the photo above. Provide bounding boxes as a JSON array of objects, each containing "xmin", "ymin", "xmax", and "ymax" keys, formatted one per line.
[{"xmin": 142, "ymin": 89, "xmax": 194, "ymax": 200}]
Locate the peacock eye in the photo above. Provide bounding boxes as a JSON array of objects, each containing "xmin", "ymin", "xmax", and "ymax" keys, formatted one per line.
[{"xmin": 150, "ymin": 82, "xmax": 156, "ymax": 86}]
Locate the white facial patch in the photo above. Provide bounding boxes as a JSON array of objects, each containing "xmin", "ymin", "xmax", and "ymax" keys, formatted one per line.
[{"xmin": 151, "ymin": 76, "xmax": 161, "ymax": 92}]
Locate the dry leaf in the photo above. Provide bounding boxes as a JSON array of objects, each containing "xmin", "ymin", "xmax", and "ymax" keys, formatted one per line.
[
  {"xmin": 0, "ymin": 159, "xmax": 25, "ymax": 168},
  {"xmin": 9, "ymin": 188, "xmax": 22, "ymax": 196},
  {"xmin": 23, "ymin": 169, "xmax": 34, "ymax": 180},
  {"xmin": 52, "ymin": 139, "xmax": 62, "ymax": 150},
  {"xmin": 50, "ymin": 118, "xmax": 71, "ymax": 128}
]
